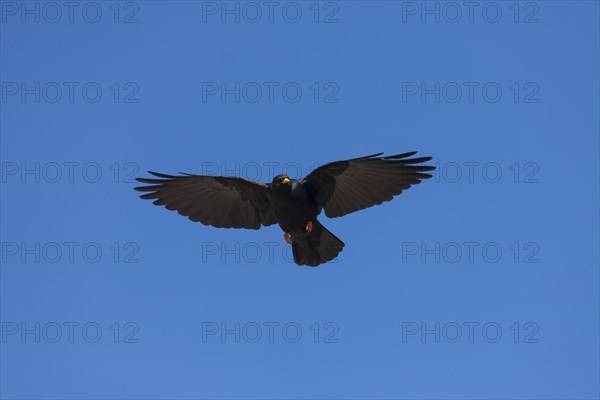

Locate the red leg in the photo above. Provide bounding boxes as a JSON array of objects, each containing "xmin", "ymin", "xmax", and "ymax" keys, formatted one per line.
[
  {"xmin": 305, "ymin": 221, "xmax": 313, "ymax": 233},
  {"xmin": 283, "ymin": 232, "xmax": 292, "ymax": 244}
]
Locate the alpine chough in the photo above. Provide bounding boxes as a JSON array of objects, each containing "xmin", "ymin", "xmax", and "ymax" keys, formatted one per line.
[{"xmin": 134, "ymin": 152, "xmax": 435, "ymax": 267}]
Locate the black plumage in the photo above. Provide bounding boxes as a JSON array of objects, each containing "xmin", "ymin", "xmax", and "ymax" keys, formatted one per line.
[{"xmin": 134, "ymin": 152, "xmax": 435, "ymax": 267}]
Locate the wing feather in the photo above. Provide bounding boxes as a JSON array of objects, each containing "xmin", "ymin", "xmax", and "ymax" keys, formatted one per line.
[
  {"xmin": 302, "ymin": 152, "xmax": 434, "ymax": 218},
  {"xmin": 134, "ymin": 173, "xmax": 276, "ymax": 229}
]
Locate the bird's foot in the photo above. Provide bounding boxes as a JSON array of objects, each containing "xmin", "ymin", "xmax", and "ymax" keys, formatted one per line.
[
  {"xmin": 284, "ymin": 232, "xmax": 292, "ymax": 244},
  {"xmin": 305, "ymin": 221, "xmax": 313, "ymax": 233}
]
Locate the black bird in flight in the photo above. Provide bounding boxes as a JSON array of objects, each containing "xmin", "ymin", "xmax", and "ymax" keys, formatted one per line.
[{"xmin": 135, "ymin": 152, "xmax": 434, "ymax": 267}]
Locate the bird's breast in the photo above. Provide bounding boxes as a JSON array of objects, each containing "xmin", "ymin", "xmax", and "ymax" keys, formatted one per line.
[{"xmin": 268, "ymin": 186, "xmax": 316, "ymax": 232}]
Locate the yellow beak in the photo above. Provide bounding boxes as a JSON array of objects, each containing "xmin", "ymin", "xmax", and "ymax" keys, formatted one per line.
[{"xmin": 282, "ymin": 177, "xmax": 290, "ymax": 184}]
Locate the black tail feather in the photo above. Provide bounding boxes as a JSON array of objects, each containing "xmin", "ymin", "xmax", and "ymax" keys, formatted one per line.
[{"xmin": 291, "ymin": 220, "xmax": 344, "ymax": 267}]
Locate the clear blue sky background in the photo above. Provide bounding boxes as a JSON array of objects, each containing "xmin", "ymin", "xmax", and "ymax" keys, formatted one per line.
[{"xmin": 1, "ymin": 1, "xmax": 599, "ymax": 399}]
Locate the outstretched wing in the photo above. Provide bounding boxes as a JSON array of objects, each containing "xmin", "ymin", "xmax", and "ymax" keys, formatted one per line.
[
  {"xmin": 134, "ymin": 172, "xmax": 277, "ymax": 229},
  {"xmin": 301, "ymin": 152, "xmax": 435, "ymax": 218}
]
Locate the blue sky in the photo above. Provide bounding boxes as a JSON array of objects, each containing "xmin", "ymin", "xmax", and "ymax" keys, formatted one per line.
[{"xmin": 1, "ymin": 1, "xmax": 599, "ymax": 399}]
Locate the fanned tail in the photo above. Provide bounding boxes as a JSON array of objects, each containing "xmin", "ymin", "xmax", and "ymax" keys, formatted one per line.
[{"xmin": 291, "ymin": 220, "xmax": 344, "ymax": 267}]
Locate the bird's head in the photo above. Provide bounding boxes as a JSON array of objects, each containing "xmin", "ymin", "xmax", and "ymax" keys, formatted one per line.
[{"xmin": 272, "ymin": 174, "xmax": 291, "ymax": 189}]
